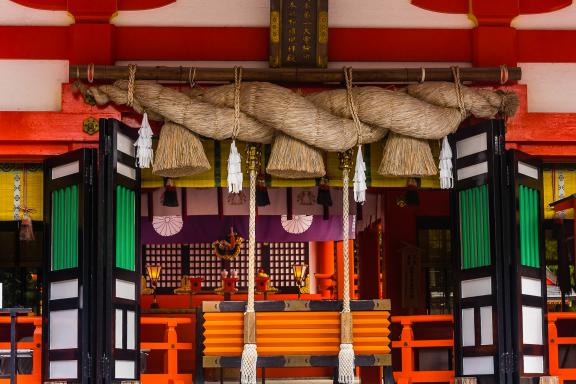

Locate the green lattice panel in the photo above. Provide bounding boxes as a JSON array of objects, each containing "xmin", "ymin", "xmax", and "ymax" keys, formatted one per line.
[
  {"xmin": 459, "ymin": 185, "xmax": 490, "ymax": 269},
  {"xmin": 51, "ymin": 185, "xmax": 78, "ymax": 270},
  {"xmin": 116, "ymin": 186, "xmax": 135, "ymax": 271},
  {"xmin": 519, "ymin": 185, "xmax": 540, "ymax": 268}
]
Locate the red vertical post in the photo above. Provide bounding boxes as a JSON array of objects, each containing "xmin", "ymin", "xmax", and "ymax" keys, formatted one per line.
[
  {"xmin": 314, "ymin": 241, "xmax": 335, "ymax": 299},
  {"xmin": 358, "ymin": 222, "xmax": 383, "ymax": 382}
]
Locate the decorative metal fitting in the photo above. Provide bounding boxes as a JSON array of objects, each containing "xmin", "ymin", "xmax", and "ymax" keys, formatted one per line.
[
  {"xmin": 83, "ymin": 117, "xmax": 99, "ymax": 135},
  {"xmin": 245, "ymin": 144, "xmax": 262, "ymax": 172},
  {"xmin": 338, "ymin": 149, "xmax": 354, "ymax": 170}
]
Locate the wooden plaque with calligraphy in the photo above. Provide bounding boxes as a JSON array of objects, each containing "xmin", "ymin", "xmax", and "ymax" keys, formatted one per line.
[{"xmin": 269, "ymin": 0, "xmax": 328, "ymax": 68}]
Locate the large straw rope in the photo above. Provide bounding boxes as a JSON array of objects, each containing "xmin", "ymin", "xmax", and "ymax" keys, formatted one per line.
[{"xmin": 87, "ymin": 79, "xmax": 517, "ymax": 151}]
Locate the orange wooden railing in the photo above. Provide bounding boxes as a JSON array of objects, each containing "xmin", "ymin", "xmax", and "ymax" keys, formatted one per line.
[
  {"xmin": 392, "ymin": 315, "xmax": 455, "ymax": 384},
  {"xmin": 0, "ymin": 316, "xmax": 42, "ymax": 384},
  {"xmin": 548, "ymin": 312, "xmax": 576, "ymax": 384},
  {"xmin": 140, "ymin": 316, "xmax": 194, "ymax": 384},
  {"xmin": 2, "ymin": 312, "xmax": 575, "ymax": 383}
]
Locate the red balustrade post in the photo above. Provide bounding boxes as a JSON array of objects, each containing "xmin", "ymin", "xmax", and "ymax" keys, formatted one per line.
[
  {"xmin": 548, "ymin": 315, "xmax": 560, "ymax": 382},
  {"xmin": 398, "ymin": 320, "xmax": 415, "ymax": 384},
  {"xmin": 32, "ymin": 318, "xmax": 42, "ymax": 381},
  {"xmin": 165, "ymin": 320, "xmax": 179, "ymax": 377}
]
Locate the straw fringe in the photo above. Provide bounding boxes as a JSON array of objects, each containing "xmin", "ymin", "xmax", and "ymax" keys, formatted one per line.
[
  {"xmin": 153, "ymin": 122, "xmax": 211, "ymax": 178},
  {"xmin": 379, "ymin": 133, "xmax": 437, "ymax": 177},
  {"xmin": 266, "ymin": 133, "xmax": 325, "ymax": 179}
]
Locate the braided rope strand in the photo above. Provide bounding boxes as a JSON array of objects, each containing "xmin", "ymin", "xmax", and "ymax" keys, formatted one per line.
[
  {"xmin": 233, "ymin": 66, "xmax": 243, "ymax": 140},
  {"xmin": 247, "ymin": 166, "xmax": 257, "ymax": 313},
  {"xmin": 127, "ymin": 64, "xmax": 136, "ymax": 108},
  {"xmin": 342, "ymin": 167, "xmax": 351, "ymax": 313}
]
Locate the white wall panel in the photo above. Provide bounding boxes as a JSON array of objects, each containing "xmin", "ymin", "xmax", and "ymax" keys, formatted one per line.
[
  {"xmin": 112, "ymin": 0, "xmax": 473, "ymax": 28},
  {"xmin": 0, "ymin": 60, "xmax": 68, "ymax": 111},
  {"xmin": 520, "ymin": 63, "xmax": 576, "ymax": 113},
  {"xmin": 0, "ymin": 1, "xmax": 71, "ymax": 26},
  {"xmin": 513, "ymin": 4, "xmax": 576, "ymax": 30}
]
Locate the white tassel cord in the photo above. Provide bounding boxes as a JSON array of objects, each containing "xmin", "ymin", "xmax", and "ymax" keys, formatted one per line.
[
  {"xmin": 353, "ymin": 145, "xmax": 366, "ymax": 203},
  {"xmin": 338, "ymin": 163, "xmax": 355, "ymax": 384},
  {"xmin": 241, "ymin": 153, "xmax": 258, "ymax": 384},
  {"xmin": 439, "ymin": 136, "xmax": 453, "ymax": 189},
  {"xmin": 240, "ymin": 343, "xmax": 258, "ymax": 384},
  {"xmin": 228, "ymin": 140, "xmax": 243, "ymax": 193},
  {"xmin": 338, "ymin": 343, "xmax": 355, "ymax": 384},
  {"xmin": 134, "ymin": 112, "xmax": 154, "ymax": 168}
]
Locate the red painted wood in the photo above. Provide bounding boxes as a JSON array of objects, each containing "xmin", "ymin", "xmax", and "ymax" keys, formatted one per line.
[
  {"xmin": 517, "ymin": 30, "xmax": 576, "ymax": 62},
  {"xmin": 69, "ymin": 24, "xmax": 115, "ymax": 64},
  {"xmin": 472, "ymin": 26, "xmax": 517, "ymax": 66},
  {"xmin": 329, "ymin": 28, "xmax": 472, "ymax": 62},
  {"xmin": 520, "ymin": 0, "xmax": 572, "ymax": 14},
  {"xmin": 2, "ymin": 25, "xmax": 576, "ymax": 64},
  {"xmin": 117, "ymin": 0, "xmax": 176, "ymax": 11},
  {"xmin": 115, "ymin": 26, "xmax": 269, "ymax": 61},
  {"xmin": 411, "ymin": 0, "xmax": 467, "ymax": 14},
  {"xmin": 504, "ymin": 84, "xmax": 576, "ymax": 158},
  {"xmin": 10, "ymin": 0, "xmax": 176, "ymax": 12},
  {"xmin": 9, "ymin": 0, "xmax": 65, "ymax": 10},
  {"xmin": 412, "ymin": 0, "xmax": 571, "ymax": 17},
  {"xmin": 0, "ymin": 26, "xmax": 68, "ymax": 60},
  {"xmin": 0, "ymin": 85, "xmax": 122, "ymax": 160}
]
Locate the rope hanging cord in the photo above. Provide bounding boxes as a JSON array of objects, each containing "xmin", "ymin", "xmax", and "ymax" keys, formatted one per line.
[
  {"xmin": 240, "ymin": 145, "xmax": 260, "ymax": 384},
  {"xmin": 228, "ymin": 66, "xmax": 244, "ymax": 194},
  {"xmin": 338, "ymin": 150, "xmax": 355, "ymax": 384},
  {"xmin": 341, "ymin": 166, "xmax": 351, "ymax": 312},
  {"xmin": 127, "ymin": 64, "xmax": 137, "ymax": 108},
  {"xmin": 233, "ymin": 67, "xmax": 243, "ymax": 140},
  {"xmin": 344, "ymin": 67, "xmax": 367, "ymax": 204},
  {"xmin": 247, "ymin": 154, "xmax": 257, "ymax": 313}
]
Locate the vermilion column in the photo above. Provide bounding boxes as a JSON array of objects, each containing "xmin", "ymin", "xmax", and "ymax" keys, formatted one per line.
[{"xmin": 313, "ymin": 241, "xmax": 335, "ymax": 299}]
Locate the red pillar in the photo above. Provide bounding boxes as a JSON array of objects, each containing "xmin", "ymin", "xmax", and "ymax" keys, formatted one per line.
[
  {"xmin": 313, "ymin": 241, "xmax": 335, "ymax": 299},
  {"xmin": 358, "ymin": 221, "xmax": 383, "ymax": 382}
]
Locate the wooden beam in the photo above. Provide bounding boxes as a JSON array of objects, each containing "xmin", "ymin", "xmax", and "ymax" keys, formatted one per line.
[
  {"xmin": 70, "ymin": 64, "xmax": 521, "ymax": 84},
  {"xmin": 203, "ymin": 354, "xmax": 392, "ymax": 368},
  {"xmin": 202, "ymin": 299, "xmax": 391, "ymax": 312}
]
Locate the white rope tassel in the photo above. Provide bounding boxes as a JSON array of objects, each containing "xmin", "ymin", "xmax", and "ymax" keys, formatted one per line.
[
  {"xmin": 339, "ymin": 166, "xmax": 355, "ymax": 384},
  {"xmin": 241, "ymin": 343, "xmax": 257, "ymax": 384},
  {"xmin": 439, "ymin": 136, "xmax": 453, "ymax": 189},
  {"xmin": 228, "ymin": 140, "xmax": 243, "ymax": 193},
  {"xmin": 353, "ymin": 145, "xmax": 366, "ymax": 203},
  {"xmin": 338, "ymin": 343, "xmax": 355, "ymax": 384},
  {"xmin": 134, "ymin": 111, "xmax": 154, "ymax": 168},
  {"xmin": 241, "ymin": 164, "xmax": 258, "ymax": 384}
]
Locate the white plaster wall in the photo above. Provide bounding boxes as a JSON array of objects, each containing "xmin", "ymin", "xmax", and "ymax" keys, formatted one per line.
[
  {"xmin": 519, "ymin": 63, "xmax": 576, "ymax": 113},
  {"xmin": 0, "ymin": 60, "xmax": 68, "ymax": 111},
  {"xmin": 112, "ymin": 0, "xmax": 473, "ymax": 28},
  {"xmin": 0, "ymin": 1, "xmax": 72, "ymax": 26},
  {"xmin": 513, "ymin": 3, "xmax": 576, "ymax": 30}
]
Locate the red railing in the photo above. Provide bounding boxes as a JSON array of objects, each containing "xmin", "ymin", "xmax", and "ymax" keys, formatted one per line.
[
  {"xmin": 1, "ymin": 312, "xmax": 575, "ymax": 383},
  {"xmin": 0, "ymin": 316, "xmax": 42, "ymax": 384},
  {"xmin": 140, "ymin": 316, "xmax": 194, "ymax": 384},
  {"xmin": 548, "ymin": 312, "xmax": 576, "ymax": 384},
  {"xmin": 392, "ymin": 315, "xmax": 455, "ymax": 384}
]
